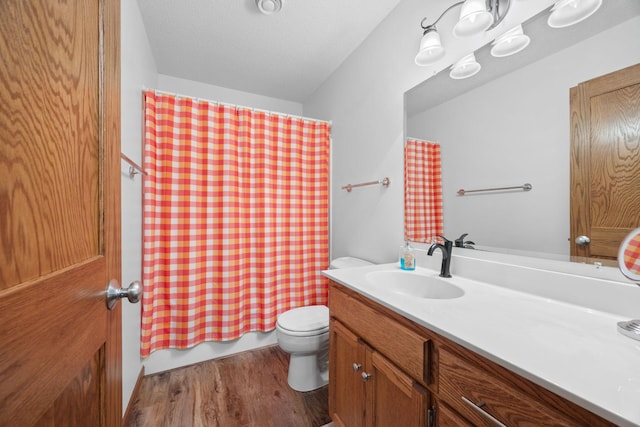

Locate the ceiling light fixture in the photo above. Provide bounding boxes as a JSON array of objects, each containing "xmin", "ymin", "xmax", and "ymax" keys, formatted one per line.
[
  {"xmin": 547, "ymin": 0, "xmax": 602, "ymax": 28},
  {"xmin": 256, "ymin": 0, "xmax": 283, "ymax": 15},
  {"xmin": 415, "ymin": 0, "xmax": 510, "ymax": 66}
]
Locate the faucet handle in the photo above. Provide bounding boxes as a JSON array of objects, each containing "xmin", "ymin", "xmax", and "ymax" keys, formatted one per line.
[{"xmin": 455, "ymin": 233, "xmax": 468, "ymax": 247}]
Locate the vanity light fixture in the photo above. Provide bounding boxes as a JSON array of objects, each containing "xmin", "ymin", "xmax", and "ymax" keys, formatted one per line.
[
  {"xmin": 415, "ymin": 28, "xmax": 446, "ymax": 65},
  {"xmin": 415, "ymin": 0, "xmax": 511, "ymax": 66},
  {"xmin": 449, "ymin": 53, "xmax": 481, "ymax": 79},
  {"xmin": 453, "ymin": 0, "xmax": 495, "ymax": 38},
  {"xmin": 490, "ymin": 25, "xmax": 530, "ymax": 57},
  {"xmin": 415, "ymin": 0, "xmax": 603, "ymax": 77},
  {"xmin": 256, "ymin": 0, "xmax": 283, "ymax": 15},
  {"xmin": 547, "ymin": 0, "xmax": 602, "ymax": 28}
]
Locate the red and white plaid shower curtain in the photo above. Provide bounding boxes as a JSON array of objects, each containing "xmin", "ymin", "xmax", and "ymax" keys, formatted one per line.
[
  {"xmin": 404, "ymin": 138, "xmax": 443, "ymax": 243},
  {"xmin": 140, "ymin": 90, "xmax": 330, "ymax": 357}
]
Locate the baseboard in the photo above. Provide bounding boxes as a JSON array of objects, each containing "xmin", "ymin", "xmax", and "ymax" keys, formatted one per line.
[{"xmin": 122, "ymin": 366, "xmax": 145, "ymax": 426}]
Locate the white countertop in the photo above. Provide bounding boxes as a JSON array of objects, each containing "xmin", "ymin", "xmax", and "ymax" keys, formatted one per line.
[{"xmin": 323, "ymin": 263, "xmax": 640, "ymax": 427}]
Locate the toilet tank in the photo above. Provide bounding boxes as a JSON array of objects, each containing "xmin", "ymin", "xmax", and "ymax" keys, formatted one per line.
[{"xmin": 330, "ymin": 256, "xmax": 373, "ymax": 269}]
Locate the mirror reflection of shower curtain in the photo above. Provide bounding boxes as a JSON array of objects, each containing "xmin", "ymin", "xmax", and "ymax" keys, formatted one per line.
[
  {"xmin": 140, "ymin": 90, "xmax": 330, "ymax": 357},
  {"xmin": 404, "ymin": 138, "xmax": 443, "ymax": 243}
]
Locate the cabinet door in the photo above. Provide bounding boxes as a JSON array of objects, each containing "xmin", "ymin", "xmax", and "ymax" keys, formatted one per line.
[
  {"xmin": 368, "ymin": 351, "xmax": 428, "ymax": 427},
  {"xmin": 330, "ymin": 319, "xmax": 366, "ymax": 427}
]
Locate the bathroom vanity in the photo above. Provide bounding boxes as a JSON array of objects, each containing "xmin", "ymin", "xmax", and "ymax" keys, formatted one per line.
[{"xmin": 324, "ymin": 260, "xmax": 640, "ymax": 427}]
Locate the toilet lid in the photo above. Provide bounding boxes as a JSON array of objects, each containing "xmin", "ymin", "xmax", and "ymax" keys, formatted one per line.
[
  {"xmin": 277, "ymin": 305, "xmax": 329, "ymax": 334},
  {"xmin": 330, "ymin": 256, "xmax": 373, "ymax": 269}
]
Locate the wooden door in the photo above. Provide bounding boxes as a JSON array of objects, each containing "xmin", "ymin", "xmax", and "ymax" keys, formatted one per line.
[
  {"xmin": 570, "ymin": 63, "xmax": 640, "ymax": 260},
  {"xmin": 0, "ymin": 0, "xmax": 121, "ymax": 426},
  {"xmin": 329, "ymin": 319, "xmax": 366, "ymax": 427},
  {"xmin": 367, "ymin": 351, "xmax": 427, "ymax": 427}
]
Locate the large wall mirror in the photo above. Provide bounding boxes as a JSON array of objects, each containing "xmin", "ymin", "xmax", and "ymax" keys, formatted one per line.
[{"xmin": 405, "ymin": 0, "xmax": 640, "ymax": 262}]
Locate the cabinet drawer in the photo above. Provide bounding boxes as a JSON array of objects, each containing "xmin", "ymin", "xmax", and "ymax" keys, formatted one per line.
[
  {"xmin": 439, "ymin": 347, "xmax": 580, "ymax": 427},
  {"xmin": 329, "ymin": 283, "xmax": 429, "ymax": 384},
  {"xmin": 436, "ymin": 400, "xmax": 474, "ymax": 427}
]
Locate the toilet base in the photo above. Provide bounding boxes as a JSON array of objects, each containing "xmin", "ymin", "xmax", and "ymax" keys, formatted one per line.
[{"xmin": 287, "ymin": 351, "xmax": 329, "ymax": 392}]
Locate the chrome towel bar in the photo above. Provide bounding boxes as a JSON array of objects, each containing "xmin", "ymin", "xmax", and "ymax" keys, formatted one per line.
[
  {"xmin": 342, "ymin": 177, "xmax": 390, "ymax": 192},
  {"xmin": 457, "ymin": 183, "xmax": 532, "ymax": 196},
  {"xmin": 120, "ymin": 152, "xmax": 147, "ymax": 178}
]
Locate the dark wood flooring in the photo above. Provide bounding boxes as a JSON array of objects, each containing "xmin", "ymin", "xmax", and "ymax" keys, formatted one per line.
[{"xmin": 125, "ymin": 345, "xmax": 332, "ymax": 427}]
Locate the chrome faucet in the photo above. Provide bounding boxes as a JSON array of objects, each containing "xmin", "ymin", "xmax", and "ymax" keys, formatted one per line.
[{"xmin": 427, "ymin": 235, "xmax": 452, "ymax": 278}]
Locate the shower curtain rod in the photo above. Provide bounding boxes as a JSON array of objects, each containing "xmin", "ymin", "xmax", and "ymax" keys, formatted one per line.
[{"xmin": 145, "ymin": 88, "xmax": 332, "ymax": 126}]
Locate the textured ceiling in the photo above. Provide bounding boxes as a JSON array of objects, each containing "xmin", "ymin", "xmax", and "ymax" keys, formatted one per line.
[{"xmin": 136, "ymin": 0, "xmax": 404, "ymax": 103}]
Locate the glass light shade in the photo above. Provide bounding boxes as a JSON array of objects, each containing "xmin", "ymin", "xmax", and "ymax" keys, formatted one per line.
[
  {"xmin": 449, "ymin": 53, "xmax": 481, "ymax": 79},
  {"xmin": 547, "ymin": 0, "xmax": 602, "ymax": 28},
  {"xmin": 415, "ymin": 29, "xmax": 445, "ymax": 66},
  {"xmin": 256, "ymin": 0, "xmax": 282, "ymax": 15},
  {"xmin": 453, "ymin": 0, "xmax": 494, "ymax": 38},
  {"xmin": 490, "ymin": 25, "xmax": 530, "ymax": 57}
]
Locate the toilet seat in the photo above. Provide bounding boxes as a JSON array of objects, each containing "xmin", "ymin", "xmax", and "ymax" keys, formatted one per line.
[{"xmin": 276, "ymin": 305, "xmax": 329, "ymax": 337}]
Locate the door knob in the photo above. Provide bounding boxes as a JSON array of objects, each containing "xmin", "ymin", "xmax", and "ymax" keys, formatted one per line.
[
  {"xmin": 352, "ymin": 363, "xmax": 362, "ymax": 372},
  {"xmin": 106, "ymin": 279, "xmax": 142, "ymax": 310},
  {"xmin": 361, "ymin": 372, "xmax": 372, "ymax": 382},
  {"xmin": 575, "ymin": 235, "xmax": 591, "ymax": 246}
]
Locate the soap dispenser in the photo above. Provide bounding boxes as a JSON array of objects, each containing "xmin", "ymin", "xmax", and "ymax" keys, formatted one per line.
[{"xmin": 399, "ymin": 241, "xmax": 416, "ymax": 271}]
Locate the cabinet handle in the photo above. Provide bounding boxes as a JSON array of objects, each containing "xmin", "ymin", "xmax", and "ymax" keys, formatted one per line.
[
  {"xmin": 461, "ymin": 396, "xmax": 507, "ymax": 427},
  {"xmin": 361, "ymin": 372, "xmax": 372, "ymax": 382},
  {"xmin": 353, "ymin": 363, "xmax": 362, "ymax": 372}
]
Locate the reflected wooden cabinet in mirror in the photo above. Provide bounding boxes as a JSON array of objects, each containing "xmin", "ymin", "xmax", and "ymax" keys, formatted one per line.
[{"xmin": 570, "ymin": 63, "xmax": 640, "ymax": 262}]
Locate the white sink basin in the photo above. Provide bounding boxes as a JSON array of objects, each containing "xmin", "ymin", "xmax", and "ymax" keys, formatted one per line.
[{"xmin": 365, "ymin": 270, "xmax": 464, "ymax": 300}]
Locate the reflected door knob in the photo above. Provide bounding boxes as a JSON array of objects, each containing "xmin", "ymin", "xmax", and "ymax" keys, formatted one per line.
[
  {"xmin": 106, "ymin": 279, "xmax": 142, "ymax": 310},
  {"xmin": 575, "ymin": 235, "xmax": 591, "ymax": 246}
]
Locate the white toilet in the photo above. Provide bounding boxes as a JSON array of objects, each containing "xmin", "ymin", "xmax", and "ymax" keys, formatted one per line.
[{"xmin": 275, "ymin": 256, "xmax": 373, "ymax": 392}]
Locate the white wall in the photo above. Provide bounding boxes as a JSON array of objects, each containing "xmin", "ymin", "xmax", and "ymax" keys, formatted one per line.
[
  {"xmin": 120, "ymin": 0, "xmax": 157, "ymax": 413},
  {"xmin": 304, "ymin": 0, "xmax": 639, "ymax": 262},
  {"xmin": 303, "ymin": 0, "xmax": 422, "ymax": 264},
  {"xmin": 407, "ymin": 18, "xmax": 640, "ymax": 256},
  {"xmin": 301, "ymin": 0, "xmax": 504, "ymax": 263}
]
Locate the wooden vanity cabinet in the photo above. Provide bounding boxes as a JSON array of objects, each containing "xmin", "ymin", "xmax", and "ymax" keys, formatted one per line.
[
  {"xmin": 330, "ymin": 320, "xmax": 429, "ymax": 426},
  {"xmin": 329, "ymin": 285, "xmax": 430, "ymax": 426},
  {"xmin": 329, "ymin": 281, "xmax": 616, "ymax": 427}
]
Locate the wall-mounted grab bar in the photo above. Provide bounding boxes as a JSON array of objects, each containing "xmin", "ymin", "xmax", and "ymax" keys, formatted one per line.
[
  {"xmin": 342, "ymin": 177, "xmax": 390, "ymax": 192},
  {"xmin": 457, "ymin": 183, "xmax": 532, "ymax": 196},
  {"xmin": 120, "ymin": 153, "xmax": 147, "ymax": 178}
]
